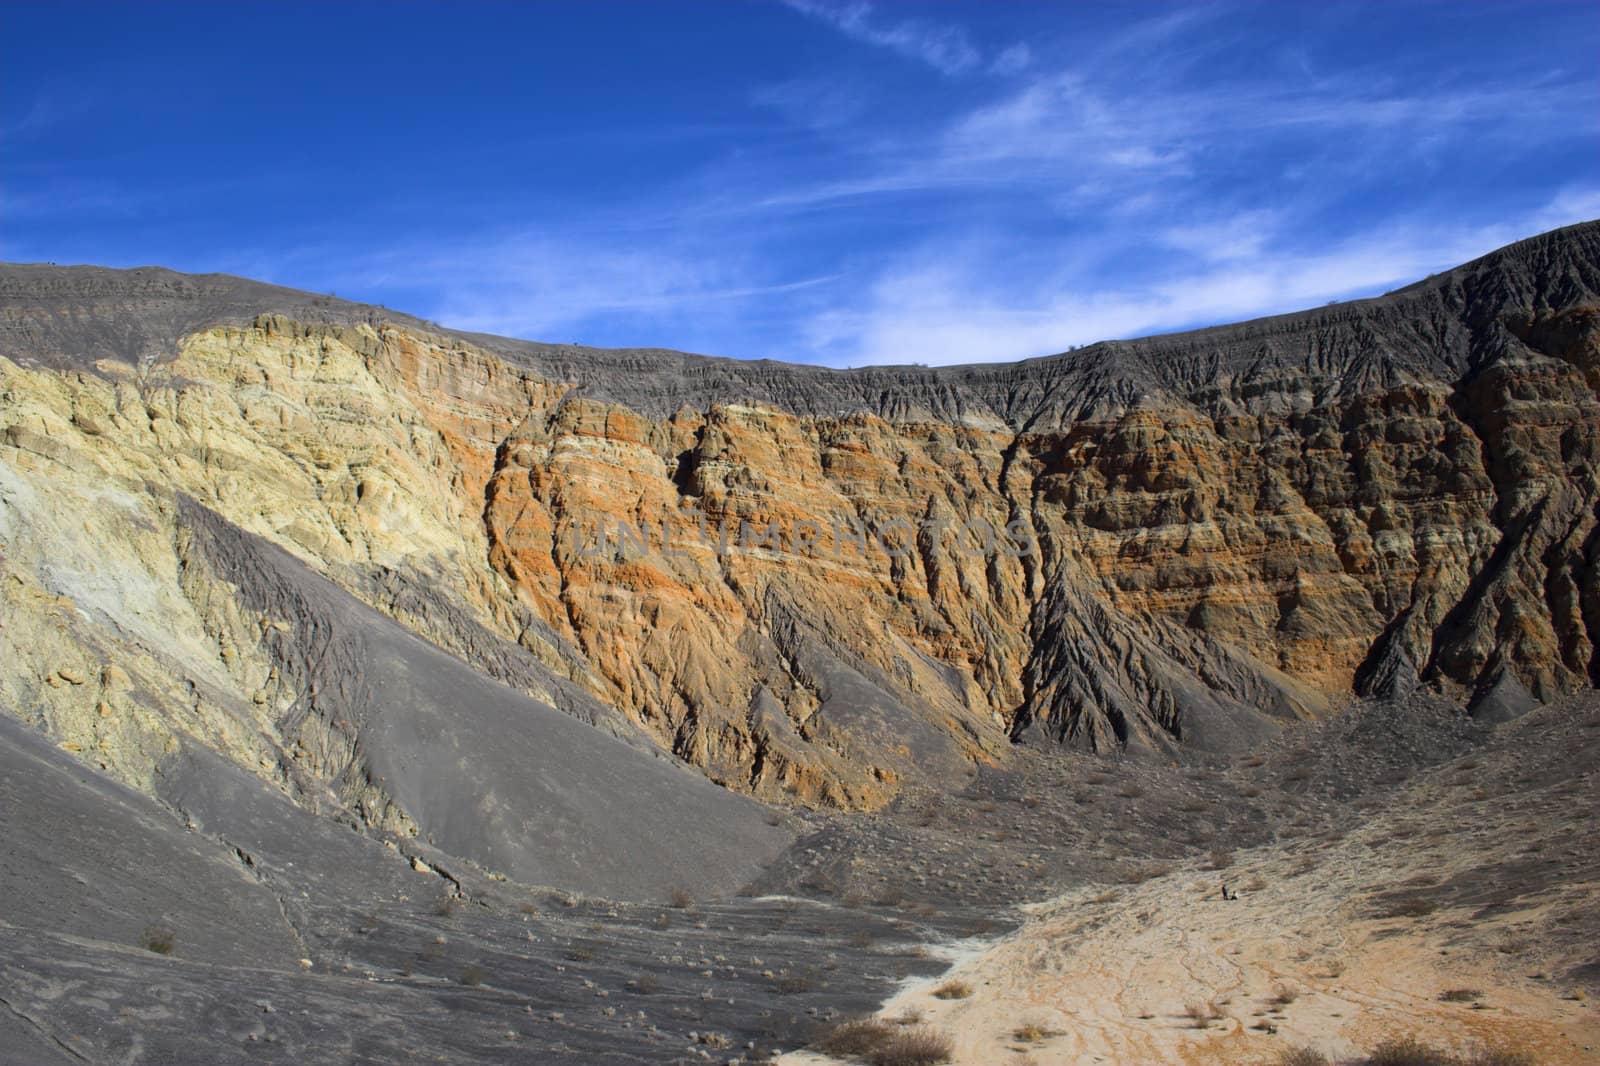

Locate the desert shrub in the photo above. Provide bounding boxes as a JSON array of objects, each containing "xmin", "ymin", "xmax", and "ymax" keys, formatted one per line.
[
  {"xmin": 1437, "ymin": 988, "xmax": 1482, "ymax": 1003},
  {"xmin": 431, "ymin": 892, "xmax": 459, "ymax": 917},
  {"xmin": 772, "ymin": 970, "xmax": 815, "ymax": 994},
  {"xmin": 1464, "ymin": 1050, "xmax": 1535, "ymax": 1066},
  {"xmin": 1119, "ymin": 862, "xmax": 1172, "ymax": 884},
  {"xmin": 139, "ymin": 924, "xmax": 176, "ymax": 955},
  {"xmin": 1269, "ymin": 982, "xmax": 1299, "ymax": 1007},
  {"xmin": 1371, "ymin": 894, "xmax": 1438, "ymax": 919},
  {"xmin": 868, "ymin": 1026, "xmax": 953, "ymax": 1065},
  {"xmin": 874, "ymin": 884, "xmax": 905, "ymax": 907},
  {"xmin": 1116, "ymin": 783, "xmax": 1144, "ymax": 799},
  {"xmin": 812, "ymin": 1018, "xmax": 952, "ymax": 1064},
  {"xmin": 459, "ymin": 963, "xmax": 486, "ymax": 986},
  {"xmin": 1362, "ymin": 1036, "xmax": 1455, "ymax": 1066},
  {"xmin": 1184, "ymin": 999, "xmax": 1223, "ymax": 1028},
  {"xmin": 629, "ymin": 973, "xmax": 659, "ymax": 994},
  {"xmin": 1279, "ymin": 1049, "xmax": 1330, "ymax": 1066},
  {"xmin": 668, "ymin": 887, "xmax": 694, "ymax": 909},
  {"xmin": 1012, "ymin": 1021, "xmax": 1051, "ymax": 1042},
  {"xmin": 930, "ymin": 979, "xmax": 972, "ymax": 1000},
  {"xmin": 814, "ymin": 1017, "xmax": 896, "ymax": 1056},
  {"xmin": 564, "ymin": 941, "xmax": 597, "ymax": 962},
  {"xmin": 1208, "ymin": 848, "xmax": 1234, "ymax": 870}
]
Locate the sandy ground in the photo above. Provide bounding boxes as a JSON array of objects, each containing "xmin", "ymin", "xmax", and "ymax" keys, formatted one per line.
[{"xmin": 782, "ymin": 757, "xmax": 1600, "ymax": 1066}]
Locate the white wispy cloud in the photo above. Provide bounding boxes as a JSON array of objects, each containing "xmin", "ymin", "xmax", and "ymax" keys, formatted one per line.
[
  {"xmin": 801, "ymin": 190, "xmax": 1600, "ymax": 366},
  {"xmin": 321, "ymin": 230, "xmax": 837, "ymax": 346},
  {"xmin": 781, "ymin": 0, "xmax": 983, "ymax": 75}
]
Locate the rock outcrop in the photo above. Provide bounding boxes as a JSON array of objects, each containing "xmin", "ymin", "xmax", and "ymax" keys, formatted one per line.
[{"xmin": 2, "ymin": 221, "xmax": 1598, "ymax": 827}]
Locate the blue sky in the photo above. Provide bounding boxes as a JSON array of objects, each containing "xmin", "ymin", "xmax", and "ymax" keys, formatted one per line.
[{"xmin": 3, "ymin": 1, "xmax": 1598, "ymax": 366}]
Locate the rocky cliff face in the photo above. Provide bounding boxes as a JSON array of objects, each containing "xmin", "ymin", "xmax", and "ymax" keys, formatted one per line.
[{"xmin": 2, "ymin": 222, "xmax": 1598, "ymax": 824}]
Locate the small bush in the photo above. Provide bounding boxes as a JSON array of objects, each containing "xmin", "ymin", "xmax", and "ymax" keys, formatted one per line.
[
  {"xmin": 628, "ymin": 973, "xmax": 659, "ymax": 994},
  {"xmin": 1372, "ymin": 895, "xmax": 1438, "ymax": 919},
  {"xmin": 459, "ymin": 963, "xmax": 486, "ymax": 986},
  {"xmin": 814, "ymin": 1018, "xmax": 896, "ymax": 1057},
  {"xmin": 1184, "ymin": 999, "xmax": 1223, "ymax": 1028},
  {"xmin": 140, "ymin": 924, "xmax": 176, "ymax": 955},
  {"xmin": 869, "ymin": 1026, "xmax": 952, "ymax": 1065},
  {"xmin": 1363, "ymin": 1036, "xmax": 1455, "ymax": 1066},
  {"xmin": 1464, "ymin": 1050, "xmax": 1535, "ymax": 1066},
  {"xmin": 1438, "ymin": 988, "xmax": 1482, "ymax": 1003},
  {"xmin": 1279, "ymin": 1049, "xmax": 1330, "ymax": 1066},
  {"xmin": 873, "ymin": 883, "xmax": 906, "ymax": 907},
  {"xmin": 1269, "ymin": 982, "xmax": 1299, "ymax": 1007},
  {"xmin": 1119, "ymin": 862, "xmax": 1172, "ymax": 884},
  {"xmin": 1012, "ymin": 1021, "xmax": 1051, "ymax": 1042},
  {"xmin": 812, "ymin": 1017, "xmax": 953, "ymax": 1064},
  {"xmin": 668, "ymin": 887, "xmax": 694, "ymax": 909},
  {"xmin": 931, "ymin": 979, "xmax": 972, "ymax": 1000},
  {"xmin": 772, "ymin": 970, "xmax": 815, "ymax": 994}
]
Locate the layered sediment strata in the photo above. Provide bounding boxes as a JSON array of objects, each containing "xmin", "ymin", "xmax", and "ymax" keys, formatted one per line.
[{"xmin": 2, "ymin": 222, "xmax": 1598, "ymax": 820}]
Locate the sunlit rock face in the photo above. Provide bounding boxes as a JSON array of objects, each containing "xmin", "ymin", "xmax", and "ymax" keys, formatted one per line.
[{"xmin": 2, "ymin": 221, "xmax": 1598, "ymax": 818}]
